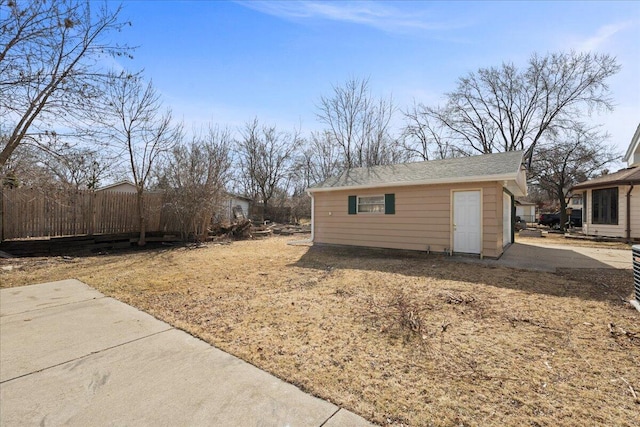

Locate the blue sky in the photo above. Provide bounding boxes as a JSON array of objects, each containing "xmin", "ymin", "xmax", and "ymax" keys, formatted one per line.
[{"xmin": 113, "ymin": 0, "xmax": 640, "ymax": 156}]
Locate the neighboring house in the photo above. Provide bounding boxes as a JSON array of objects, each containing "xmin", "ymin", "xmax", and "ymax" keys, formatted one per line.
[
  {"xmin": 222, "ymin": 193, "xmax": 252, "ymax": 222},
  {"xmin": 572, "ymin": 124, "xmax": 640, "ymax": 241},
  {"xmin": 307, "ymin": 151, "xmax": 527, "ymax": 259},
  {"xmin": 95, "ymin": 181, "xmax": 137, "ymax": 193},
  {"xmin": 566, "ymin": 193, "xmax": 583, "ymax": 210},
  {"xmin": 515, "ymin": 200, "xmax": 536, "ymax": 223},
  {"xmin": 624, "ymin": 124, "xmax": 640, "ymax": 166}
]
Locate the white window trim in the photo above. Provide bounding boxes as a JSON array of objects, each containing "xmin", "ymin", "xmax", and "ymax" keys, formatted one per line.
[{"xmin": 357, "ymin": 195, "xmax": 385, "ymax": 214}]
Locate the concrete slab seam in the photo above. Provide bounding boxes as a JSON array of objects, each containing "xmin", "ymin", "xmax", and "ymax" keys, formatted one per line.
[
  {"xmin": 0, "ymin": 327, "xmax": 173, "ymax": 384},
  {"xmin": 0, "ymin": 295, "xmax": 106, "ymax": 318},
  {"xmin": 318, "ymin": 408, "xmax": 342, "ymax": 427}
]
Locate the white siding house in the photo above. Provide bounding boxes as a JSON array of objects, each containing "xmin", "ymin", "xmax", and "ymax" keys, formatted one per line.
[
  {"xmin": 95, "ymin": 181, "xmax": 137, "ymax": 193},
  {"xmin": 223, "ymin": 193, "xmax": 251, "ymax": 222},
  {"xmin": 572, "ymin": 124, "xmax": 640, "ymax": 241},
  {"xmin": 515, "ymin": 200, "xmax": 536, "ymax": 222}
]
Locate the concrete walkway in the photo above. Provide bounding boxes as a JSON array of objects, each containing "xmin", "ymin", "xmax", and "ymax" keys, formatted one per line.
[
  {"xmin": 448, "ymin": 241, "xmax": 632, "ymax": 272},
  {"xmin": 503, "ymin": 241, "xmax": 631, "ymax": 271},
  {"xmin": 491, "ymin": 241, "xmax": 631, "ymax": 272},
  {"xmin": 0, "ymin": 280, "xmax": 373, "ymax": 427}
]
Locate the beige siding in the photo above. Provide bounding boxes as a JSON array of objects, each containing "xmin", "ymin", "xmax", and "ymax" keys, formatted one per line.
[
  {"xmin": 485, "ymin": 183, "xmax": 503, "ymax": 257},
  {"xmin": 313, "ymin": 181, "xmax": 505, "ymax": 258},
  {"xmin": 583, "ymin": 185, "xmax": 640, "ymax": 239}
]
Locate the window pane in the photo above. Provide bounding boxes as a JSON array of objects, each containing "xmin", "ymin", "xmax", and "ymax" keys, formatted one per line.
[
  {"xmin": 358, "ymin": 195, "xmax": 385, "ymax": 213},
  {"xmin": 592, "ymin": 188, "xmax": 618, "ymax": 225},
  {"xmin": 359, "ymin": 196, "xmax": 384, "ymax": 205},
  {"xmin": 358, "ymin": 203, "xmax": 384, "ymax": 213},
  {"xmin": 611, "ymin": 189, "xmax": 618, "ymax": 223}
]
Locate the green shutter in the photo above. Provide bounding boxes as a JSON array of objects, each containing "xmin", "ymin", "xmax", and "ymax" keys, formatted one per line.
[
  {"xmin": 348, "ymin": 195, "xmax": 357, "ymax": 214},
  {"xmin": 385, "ymin": 193, "xmax": 395, "ymax": 214}
]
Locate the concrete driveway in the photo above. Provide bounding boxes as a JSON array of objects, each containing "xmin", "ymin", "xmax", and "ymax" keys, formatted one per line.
[
  {"xmin": 0, "ymin": 279, "xmax": 373, "ymax": 427},
  {"xmin": 495, "ymin": 241, "xmax": 632, "ymax": 272},
  {"xmin": 449, "ymin": 240, "xmax": 632, "ymax": 272}
]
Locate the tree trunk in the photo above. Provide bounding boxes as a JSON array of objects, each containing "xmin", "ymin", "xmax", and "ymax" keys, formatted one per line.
[
  {"xmin": 0, "ymin": 139, "xmax": 18, "ymax": 168},
  {"xmin": 557, "ymin": 188, "xmax": 568, "ymax": 232},
  {"xmin": 137, "ymin": 191, "xmax": 146, "ymax": 246},
  {"xmin": 199, "ymin": 213, "xmax": 209, "ymax": 243}
]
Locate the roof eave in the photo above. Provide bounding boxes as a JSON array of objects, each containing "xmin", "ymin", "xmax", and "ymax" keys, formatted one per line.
[
  {"xmin": 623, "ymin": 123, "xmax": 640, "ymax": 163},
  {"xmin": 307, "ymin": 172, "xmax": 522, "ymax": 194},
  {"xmin": 95, "ymin": 180, "xmax": 136, "ymax": 191},
  {"xmin": 572, "ymin": 179, "xmax": 640, "ymax": 191}
]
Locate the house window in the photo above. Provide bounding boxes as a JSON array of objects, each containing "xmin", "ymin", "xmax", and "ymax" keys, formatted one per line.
[
  {"xmin": 592, "ymin": 188, "xmax": 618, "ymax": 225},
  {"xmin": 348, "ymin": 194, "xmax": 395, "ymax": 215},
  {"xmin": 358, "ymin": 195, "xmax": 385, "ymax": 213}
]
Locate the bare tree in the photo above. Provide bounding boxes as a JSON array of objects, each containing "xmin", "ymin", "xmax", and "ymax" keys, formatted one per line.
[
  {"xmin": 158, "ymin": 126, "xmax": 232, "ymax": 241},
  {"xmin": 401, "ymin": 101, "xmax": 462, "ymax": 160},
  {"xmin": 95, "ymin": 73, "xmax": 180, "ymax": 245},
  {"xmin": 40, "ymin": 146, "xmax": 108, "ymax": 190},
  {"xmin": 1, "ymin": 144, "xmax": 54, "ymax": 189},
  {"xmin": 236, "ymin": 118, "xmax": 297, "ymax": 221},
  {"xmin": 419, "ymin": 52, "xmax": 620, "ymax": 164},
  {"xmin": 286, "ymin": 134, "xmax": 331, "ymax": 224},
  {"xmin": 316, "ymin": 77, "xmax": 402, "ymax": 168},
  {"xmin": 530, "ymin": 124, "xmax": 619, "ymax": 230},
  {"xmin": 0, "ymin": 0, "xmax": 132, "ymax": 167},
  {"xmin": 296, "ymin": 130, "xmax": 341, "ymax": 186},
  {"xmin": 1, "ymin": 138, "xmax": 108, "ymax": 190},
  {"xmin": 286, "ymin": 129, "xmax": 350, "ymax": 223}
]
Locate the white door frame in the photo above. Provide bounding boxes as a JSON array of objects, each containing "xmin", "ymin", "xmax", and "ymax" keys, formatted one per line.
[
  {"xmin": 451, "ymin": 189, "xmax": 483, "ymax": 257},
  {"xmin": 503, "ymin": 191, "xmax": 511, "ymax": 247}
]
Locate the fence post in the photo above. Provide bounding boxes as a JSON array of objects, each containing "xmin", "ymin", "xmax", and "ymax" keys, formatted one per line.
[{"xmin": 89, "ymin": 190, "xmax": 95, "ymax": 236}]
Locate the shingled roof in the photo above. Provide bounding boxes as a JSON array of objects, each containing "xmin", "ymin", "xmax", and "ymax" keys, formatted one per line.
[
  {"xmin": 572, "ymin": 166, "xmax": 640, "ymax": 190},
  {"xmin": 309, "ymin": 151, "xmax": 526, "ymax": 193}
]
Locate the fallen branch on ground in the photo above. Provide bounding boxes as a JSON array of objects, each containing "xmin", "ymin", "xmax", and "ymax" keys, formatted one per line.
[{"xmin": 620, "ymin": 377, "xmax": 639, "ymax": 404}]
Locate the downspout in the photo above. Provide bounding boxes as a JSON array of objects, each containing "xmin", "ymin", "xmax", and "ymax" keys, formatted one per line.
[
  {"xmin": 627, "ymin": 183, "xmax": 634, "ymax": 243},
  {"xmin": 307, "ymin": 191, "xmax": 315, "ymax": 242}
]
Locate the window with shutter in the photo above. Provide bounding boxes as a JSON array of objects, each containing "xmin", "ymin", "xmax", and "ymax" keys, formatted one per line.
[
  {"xmin": 384, "ymin": 194, "xmax": 395, "ymax": 214},
  {"xmin": 348, "ymin": 194, "xmax": 396, "ymax": 214},
  {"xmin": 348, "ymin": 195, "xmax": 357, "ymax": 214}
]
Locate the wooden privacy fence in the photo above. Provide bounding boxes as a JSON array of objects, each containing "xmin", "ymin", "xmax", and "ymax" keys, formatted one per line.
[{"xmin": 1, "ymin": 188, "xmax": 179, "ymax": 240}]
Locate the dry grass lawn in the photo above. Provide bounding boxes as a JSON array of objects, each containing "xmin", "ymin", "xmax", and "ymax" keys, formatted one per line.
[{"xmin": 1, "ymin": 237, "xmax": 639, "ymax": 426}]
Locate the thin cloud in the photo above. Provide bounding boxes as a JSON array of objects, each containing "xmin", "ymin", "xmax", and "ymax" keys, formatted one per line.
[
  {"xmin": 236, "ymin": 1, "xmax": 464, "ymax": 33},
  {"xmin": 577, "ymin": 21, "xmax": 634, "ymax": 51}
]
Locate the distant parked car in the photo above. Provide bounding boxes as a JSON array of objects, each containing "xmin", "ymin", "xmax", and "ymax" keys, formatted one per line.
[
  {"xmin": 538, "ymin": 210, "xmax": 582, "ymax": 229},
  {"xmin": 538, "ymin": 212, "xmax": 559, "ymax": 227}
]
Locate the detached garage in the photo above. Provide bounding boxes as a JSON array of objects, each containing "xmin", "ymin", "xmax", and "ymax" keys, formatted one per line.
[{"xmin": 307, "ymin": 151, "xmax": 527, "ymax": 259}]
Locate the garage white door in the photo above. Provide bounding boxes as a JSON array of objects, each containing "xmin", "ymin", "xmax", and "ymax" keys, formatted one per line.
[
  {"xmin": 453, "ymin": 191, "xmax": 481, "ymax": 254},
  {"xmin": 503, "ymin": 192, "xmax": 511, "ymax": 247}
]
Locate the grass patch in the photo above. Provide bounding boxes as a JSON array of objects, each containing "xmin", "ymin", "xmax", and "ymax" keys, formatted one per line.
[{"xmin": 1, "ymin": 237, "xmax": 638, "ymax": 426}]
